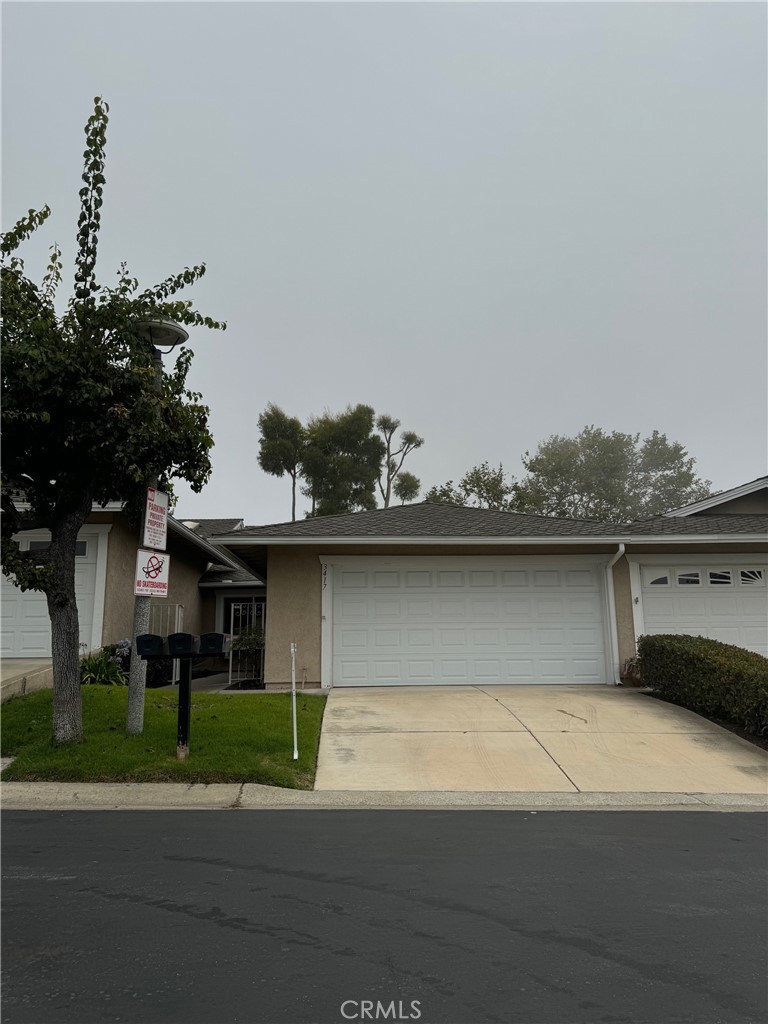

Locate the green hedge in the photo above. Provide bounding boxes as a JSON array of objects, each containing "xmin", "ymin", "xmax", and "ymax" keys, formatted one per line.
[{"xmin": 637, "ymin": 634, "xmax": 768, "ymax": 737}]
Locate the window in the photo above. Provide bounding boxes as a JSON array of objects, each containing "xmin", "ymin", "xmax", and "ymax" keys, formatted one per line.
[
  {"xmin": 676, "ymin": 571, "xmax": 700, "ymax": 586},
  {"xmin": 649, "ymin": 575, "xmax": 669, "ymax": 586},
  {"xmin": 740, "ymin": 569, "xmax": 765, "ymax": 586},
  {"xmin": 28, "ymin": 540, "xmax": 87, "ymax": 556},
  {"xmin": 642, "ymin": 568, "xmax": 670, "ymax": 586},
  {"xmin": 708, "ymin": 570, "xmax": 732, "ymax": 586}
]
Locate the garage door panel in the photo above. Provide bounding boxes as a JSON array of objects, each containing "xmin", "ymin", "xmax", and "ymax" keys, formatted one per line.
[
  {"xmin": 339, "ymin": 599, "xmax": 367, "ymax": 619},
  {"xmin": 505, "ymin": 628, "xmax": 533, "ymax": 647},
  {"xmin": 438, "ymin": 571, "xmax": 464, "ymax": 587},
  {"xmin": 331, "ymin": 557, "xmax": 608, "ymax": 685},
  {"xmin": 473, "ymin": 628, "xmax": 500, "ymax": 646},
  {"xmin": 641, "ymin": 562, "xmax": 767, "ymax": 657},
  {"xmin": 476, "ymin": 660, "xmax": 502, "ymax": 679},
  {"xmin": 374, "ymin": 599, "xmax": 401, "ymax": 617},
  {"xmin": 373, "ymin": 571, "xmax": 399, "ymax": 588},
  {"xmin": 572, "ymin": 658, "xmax": 604, "ymax": 680},
  {"xmin": 440, "ymin": 661, "xmax": 469, "ymax": 679},
  {"xmin": 502, "ymin": 571, "xmax": 529, "ymax": 587}
]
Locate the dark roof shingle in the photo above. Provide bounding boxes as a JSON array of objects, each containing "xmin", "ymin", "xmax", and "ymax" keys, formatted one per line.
[
  {"xmin": 624, "ymin": 514, "xmax": 768, "ymax": 536},
  {"xmin": 232, "ymin": 502, "xmax": 623, "ymax": 539}
]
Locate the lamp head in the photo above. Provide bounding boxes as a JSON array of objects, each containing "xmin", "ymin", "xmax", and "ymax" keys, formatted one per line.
[{"xmin": 135, "ymin": 319, "xmax": 189, "ymax": 353}]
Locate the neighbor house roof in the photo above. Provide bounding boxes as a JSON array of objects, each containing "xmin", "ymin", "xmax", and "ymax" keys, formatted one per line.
[
  {"xmin": 663, "ymin": 476, "xmax": 768, "ymax": 517},
  {"xmin": 178, "ymin": 517, "xmax": 244, "ymax": 538},
  {"xmin": 223, "ymin": 503, "xmax": 625, "ymax": 540},
  {"xmin": 208, "ymin": 502, "xmax": 768, "ymax": 579},
  {"xmin": 624, "ymin": 513, "xmax": 768, "ymax": 537}
]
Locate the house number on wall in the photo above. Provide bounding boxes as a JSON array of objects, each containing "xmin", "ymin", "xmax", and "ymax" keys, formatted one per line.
[{"xmin": 322, "ymin": 563, "xmax": 328, "ymax": 590}]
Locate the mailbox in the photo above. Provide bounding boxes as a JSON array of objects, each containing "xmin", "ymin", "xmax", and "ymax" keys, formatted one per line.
[
  {"xmin": 199, "ymin": 632, "xmax": 232, "ymax": 656},
  {"xmin": 136, "ymin": 634, "xmax": 168, "ymax": 659},
  {"xmin": 167, "ymin": 632, "xmax": 200, "ymax": 656}
]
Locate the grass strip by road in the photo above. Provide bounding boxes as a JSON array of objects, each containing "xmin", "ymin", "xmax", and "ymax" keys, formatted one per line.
[{"xmin": 0, "ymin": 688, "xmax": 326, "ymax": 789}]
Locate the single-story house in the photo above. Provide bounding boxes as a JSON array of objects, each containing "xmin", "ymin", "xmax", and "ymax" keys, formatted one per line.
[
  {"xmin": 210, "ymin": 476, "xmax": 768, "ymax": 689},
  {"xmin": 1, "ymin": 511, "xmax": 263, "ymax": 659}
]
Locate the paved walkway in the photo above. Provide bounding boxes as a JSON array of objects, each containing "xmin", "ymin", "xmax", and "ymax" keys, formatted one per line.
[{"xmin": 315, "ymin": 685, "xmax": 768, "ymax": 794}]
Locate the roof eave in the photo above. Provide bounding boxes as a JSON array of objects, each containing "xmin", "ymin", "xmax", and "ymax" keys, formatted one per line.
[
  {"xmin": 664, "ymin": 477, "xmax": 768, "ymax": 517},
  {"xmin": 214, "ymin": 533, "xmax": 767, "ymax": 547}
]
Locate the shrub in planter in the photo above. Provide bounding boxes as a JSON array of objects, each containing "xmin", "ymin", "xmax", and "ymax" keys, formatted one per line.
[
  {"xmin": 637, "ymin": 633, "xmax": 768, "ymax": 736},
  {"xmin": 80, "ymin": 647, "xmax": 128, "ymax": 686}
]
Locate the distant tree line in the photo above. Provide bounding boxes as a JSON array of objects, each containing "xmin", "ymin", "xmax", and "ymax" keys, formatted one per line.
[
  {"xmin": 257, "ymin": 404, "xmax": 423, "ymax": 520},
  {"xmin": 424, "ymin": 426, "xmax": 711, "ymax": 522},
  {"xmin": 257, "ymin": 412, "xmax": 710, "ymax": 524}
]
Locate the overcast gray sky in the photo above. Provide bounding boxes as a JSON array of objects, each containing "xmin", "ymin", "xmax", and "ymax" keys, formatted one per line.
[{"xmin": 3, "ymin": 1, "xmax": 766, "ymax": 525}]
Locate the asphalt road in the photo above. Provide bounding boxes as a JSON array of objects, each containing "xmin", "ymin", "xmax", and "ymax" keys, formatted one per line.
[{"xmin": 2, "ymin": 811, "xmax": 766, "ymax": 1024}]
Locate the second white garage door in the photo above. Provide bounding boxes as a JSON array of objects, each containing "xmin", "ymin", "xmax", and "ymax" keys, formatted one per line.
[{"xmin": 329, "ymin": 557, "xmax": 608, "ymax": 686}]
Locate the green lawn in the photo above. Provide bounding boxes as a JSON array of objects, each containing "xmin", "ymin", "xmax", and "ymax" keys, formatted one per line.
[{"xmin": 0, "ymin": 687, "xmax": 327, "ymax": 789}]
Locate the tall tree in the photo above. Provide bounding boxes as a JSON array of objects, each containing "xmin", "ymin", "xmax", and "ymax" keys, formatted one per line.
[
  {"xmin": 376, "ymin": 414, "xmax": 424, "ymax": 507},
  {"xmin": 1, "ymin": 98, "xmax": 225, "ymax": 743},
  {"xmin": 512, "ymin": 426, "xmax": 711, "ymax": 521},
  {"xmin": 301, "ymin": 405, "xmax": 386, "ymax": 517},
  {"xmin": 425, "ymin": 462, "xmax": 516, "ymax": 511},
  {"xmin": 257, "ymin": 404, "xmax": 305, "ymax": 521},
  {"xmin": 393, "ymin": 471, "xmax": 421, "ymax": 504}
]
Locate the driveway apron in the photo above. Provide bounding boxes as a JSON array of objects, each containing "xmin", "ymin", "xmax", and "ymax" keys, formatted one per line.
[{"xmin": 314, "ymin": 685, "xmax": 768, "ymax": 793}]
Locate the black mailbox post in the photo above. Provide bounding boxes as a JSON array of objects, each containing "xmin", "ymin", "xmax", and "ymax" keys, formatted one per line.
[{"xmin": 136, "ymin": 633, "xmax": 200, "ymax": 760}]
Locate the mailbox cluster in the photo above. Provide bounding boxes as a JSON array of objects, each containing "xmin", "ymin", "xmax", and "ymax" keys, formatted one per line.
[
  {"xmin": 134, "ymin": 632, "xmax": 231, "ymax": 761},
  {"xmin": 136, "ymin": 632, "xmax": 232, "ymax": 659}
]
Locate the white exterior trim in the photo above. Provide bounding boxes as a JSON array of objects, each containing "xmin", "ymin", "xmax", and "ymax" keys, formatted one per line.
[
  {"xmin": 320, "ymin": 559, "xmax": 333, "ymax": 689},
  {"xmin": 319, "ymin": 553, "xmax": 614, "ymax": 688},
  {"xmin": 628, "ymin": 560, "xmax": 645, "ymax": 642},
  {"xmin": 664, "ymin": 477, "xmax": 767, "ymax": 517},
  {"xmin": 90, "ymin": 525, "xmax": 112, "ymax": 650}
]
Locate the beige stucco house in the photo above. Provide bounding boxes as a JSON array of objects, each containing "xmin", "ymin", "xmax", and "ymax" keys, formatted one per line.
[
  {"xmin": 2, "ymin": 511, "xmax": 264, "ymax": 660},
  {"xmin": 211, "ymin": 477, "xmax": 768, "ymax": 690}
]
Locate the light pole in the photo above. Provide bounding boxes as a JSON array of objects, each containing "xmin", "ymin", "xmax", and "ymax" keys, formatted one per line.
[{"xmin": 126, "ymin": 319, "xmax": 189, "ymax": 735}]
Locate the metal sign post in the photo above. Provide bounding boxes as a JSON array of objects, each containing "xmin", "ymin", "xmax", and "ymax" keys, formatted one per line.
[
  {"xmin": 177, "ymin": 658, "xmax": 192, "ymax": 761},
  {"xmin": 290, "ymin": 642, "xmax": 298, "ymax": 761}
]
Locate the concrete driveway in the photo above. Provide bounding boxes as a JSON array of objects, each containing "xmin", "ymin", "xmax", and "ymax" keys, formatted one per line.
[{"xmin": 314, "ymin": 685, "xmax": 768, "ymax": 793}]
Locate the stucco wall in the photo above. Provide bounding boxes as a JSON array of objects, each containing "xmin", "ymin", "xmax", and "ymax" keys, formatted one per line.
[
  {"xmin": 695, "ymin": 492, "xmax": 767, "ymax": 515},
  {"xmin": 95, "ymin": 513, "xmax": 212, "ymax": 644},
  {"xmin": 264, "ymin": 548, "xmax": 322, "ymax": 685}
]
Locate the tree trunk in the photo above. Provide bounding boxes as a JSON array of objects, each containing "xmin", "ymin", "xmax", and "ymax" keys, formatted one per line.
[
  {"xmin": 47, "ymin": 505, "xmax": 90, "ymax": 744},
  {"xmin": 291, "ymin": 472, "xmax": 296, "ymax": 522},
  {"xmin": 47, "ymin": 593, "xmax": 84, "ymax": 743},
  {"xmin": 126, "ymin": 597, "xmax": 150, "ymax": 734}
]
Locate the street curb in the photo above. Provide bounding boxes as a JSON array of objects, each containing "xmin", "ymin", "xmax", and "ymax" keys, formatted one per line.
[{"xmin": 2, "ymin": 782, "xmax": 767, "ymax": 812}]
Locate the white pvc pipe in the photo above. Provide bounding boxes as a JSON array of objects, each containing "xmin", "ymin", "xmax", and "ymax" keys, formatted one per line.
[{"xmin": 290, "ymin": 642, "xmax": 298, "ymax": 760}]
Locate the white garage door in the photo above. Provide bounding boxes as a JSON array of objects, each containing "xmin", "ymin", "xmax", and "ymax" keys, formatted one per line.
[
  {"xmin": 330, "ymin": 557, "xmax": 608, "ymax": 686},
  {"xmin": 1, "ymin": 535, "xmax": 99, "ymax": 658},
  {"xmin": 641, "ymin": 563, "xmax": 768, "ymax": 656}
]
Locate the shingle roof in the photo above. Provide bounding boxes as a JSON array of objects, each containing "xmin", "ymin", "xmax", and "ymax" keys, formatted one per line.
[
  {"xmin": 624, "ymin": 514, "xmax": 768, "ymax": 536},
  {"xmin": 233, "ymin": 502, "xmax": 623, "ymax": 539},
  {"xmin": 178, "ymin": 517, "xmax": 243, "ymax": 539}
]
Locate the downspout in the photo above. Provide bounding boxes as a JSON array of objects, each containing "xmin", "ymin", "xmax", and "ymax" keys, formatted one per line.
[{"xmin": 605, "ymin": 544, "xmax": 626, "ymax": 686}]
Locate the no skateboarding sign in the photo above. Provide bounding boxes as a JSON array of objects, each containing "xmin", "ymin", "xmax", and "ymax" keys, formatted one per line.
[{"xmin": 134, "ymin": 548, "xmax": 170, "ymax": 598}]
